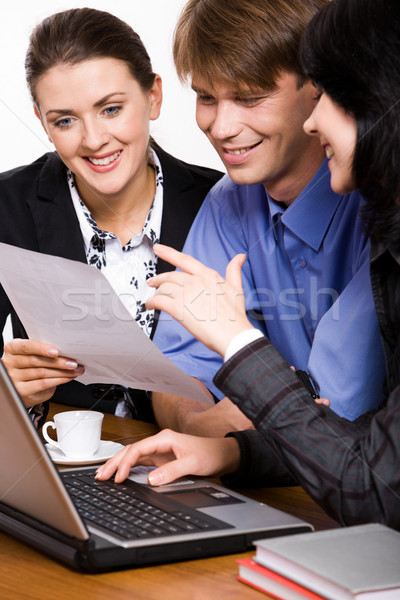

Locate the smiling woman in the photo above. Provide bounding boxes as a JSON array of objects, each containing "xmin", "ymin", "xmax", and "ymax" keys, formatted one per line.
[
  {"xmin": 34, "ymin": 58, "xmax": 162, "ymax": 243},
  {"xmin": 303, "ymin": 92, "xmax": 357, "ymax": 193},
  {"xmin": 0, "ymin": 8, "xmax": 222, "ymax": 421}
]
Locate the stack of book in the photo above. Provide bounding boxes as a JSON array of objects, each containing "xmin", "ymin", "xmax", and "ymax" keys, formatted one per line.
[{"xmin": 237, "ymin": 523, "xmax": 400, "ymax": 599}]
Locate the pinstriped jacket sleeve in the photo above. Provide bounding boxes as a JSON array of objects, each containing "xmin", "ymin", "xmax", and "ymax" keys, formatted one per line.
[{"xmin": 214, "ymin": 337, "xmax": 400, "ymax": 529}]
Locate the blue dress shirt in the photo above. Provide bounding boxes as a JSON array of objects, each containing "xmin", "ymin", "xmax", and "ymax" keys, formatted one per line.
[{"xmin": 154, "ymin": 160, "xmax": 385, "ymax": 420}]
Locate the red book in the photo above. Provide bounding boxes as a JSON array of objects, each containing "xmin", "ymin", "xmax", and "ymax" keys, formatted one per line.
[{"xmin": 237, "ymin": 558, "xmax": 325, "ymax": 600}]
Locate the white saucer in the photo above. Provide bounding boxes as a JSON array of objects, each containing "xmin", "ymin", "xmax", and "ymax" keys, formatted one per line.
[{"xmin": 45, "ymin": 440, "xmax": 124, "ymax": 465}]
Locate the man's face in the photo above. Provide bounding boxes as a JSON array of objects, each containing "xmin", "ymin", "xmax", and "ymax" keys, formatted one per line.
[{"xmin": 192, "ymin": 72, "xmax": 323, "ymax": 203}]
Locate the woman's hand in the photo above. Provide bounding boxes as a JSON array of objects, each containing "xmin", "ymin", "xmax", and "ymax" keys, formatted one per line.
[
  {"xmin": 95, "ymin": 429, "xmax": 241, "ymax": 486},
  {"xmin": 2, "ymin": 338, "xmax": 84, "ymax": 407},
  {"xmin": 146, "ymin": 244, "xmax": 254, "ymax": 357}
]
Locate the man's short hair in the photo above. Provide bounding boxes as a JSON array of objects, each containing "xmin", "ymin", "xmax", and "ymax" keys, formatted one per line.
[{"xmin": 174, "ymin": 0, "xmax": 328, "ymax": 91}]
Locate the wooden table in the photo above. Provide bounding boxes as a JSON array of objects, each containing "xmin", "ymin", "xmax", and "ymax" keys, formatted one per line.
[{"xmin": 0, "ymin": 404, "xmax": 338, "ymax": 600}]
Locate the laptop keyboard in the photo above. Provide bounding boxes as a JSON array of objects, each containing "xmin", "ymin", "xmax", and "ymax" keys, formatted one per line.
[{"xmin": 61, "ymin": 469, "xmax": 231, "ymax": 541}]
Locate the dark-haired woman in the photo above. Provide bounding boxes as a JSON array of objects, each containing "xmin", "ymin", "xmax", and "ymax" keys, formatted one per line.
[
  {"xmin": 0, "ymin": 8, "xmax": 221, "ymax": 420},
  {"xmin": 98, "ymin": 0, "xmax": 400, "ymax": 529}
]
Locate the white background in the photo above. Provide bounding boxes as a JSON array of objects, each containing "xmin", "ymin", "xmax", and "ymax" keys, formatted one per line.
[{"xmin": 0, "ymin": 0, "xmax": 224, "ymax": 172}]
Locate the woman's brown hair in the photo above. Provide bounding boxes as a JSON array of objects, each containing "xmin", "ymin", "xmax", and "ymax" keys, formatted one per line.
[{"xmin": 25, "ymin": 8, "xmax": 156, "ymax": 105}]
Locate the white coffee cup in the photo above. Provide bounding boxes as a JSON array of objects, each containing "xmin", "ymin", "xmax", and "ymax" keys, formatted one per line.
[{"xmin": 42, "ymin": 411, "xmax": 104, "ymax": 459}]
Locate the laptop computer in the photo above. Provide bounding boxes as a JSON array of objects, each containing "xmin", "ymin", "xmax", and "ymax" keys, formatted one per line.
[{"xmin": 0, "ymin": 361, "xmax": 313, "ymax": 573}]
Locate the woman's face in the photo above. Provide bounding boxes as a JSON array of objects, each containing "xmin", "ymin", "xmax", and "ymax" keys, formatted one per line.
[
  {"xmin": 35, "ymin": 57, "xmax": 162, "ymax": 204},
  {"xmin": 303, "ymin": 92, "xmax": 357, "ymax": 194}
]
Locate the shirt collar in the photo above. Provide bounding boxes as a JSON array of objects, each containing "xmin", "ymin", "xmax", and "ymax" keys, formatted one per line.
[
  {"xmin": 266, "ymin": 159, "xmax": 344, "ymax": 252},
  {"xmin": 265, "ymin": 195, "xmax": 285, "ymax": 243}
]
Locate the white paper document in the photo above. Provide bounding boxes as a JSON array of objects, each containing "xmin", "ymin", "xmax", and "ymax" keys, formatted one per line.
[{"xmin": 0, "ymin": 243, "xmax": 210, "ymax": 403}]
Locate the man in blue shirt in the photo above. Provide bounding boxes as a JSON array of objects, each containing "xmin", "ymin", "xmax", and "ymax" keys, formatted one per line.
[{"xmin": 151, "ymin": 0, "xmax": 385, "ymax": 434}]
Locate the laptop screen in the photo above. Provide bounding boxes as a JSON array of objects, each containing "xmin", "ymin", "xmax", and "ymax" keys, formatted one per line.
[{"xmin": 0, "ymin": 362, "xmax": 88, "ymax": 540}]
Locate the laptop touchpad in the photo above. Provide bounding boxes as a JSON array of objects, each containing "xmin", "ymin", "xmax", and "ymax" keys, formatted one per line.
[{"xmin": 165, "ymin": 487, "xmax": 245, "ymax": 509}]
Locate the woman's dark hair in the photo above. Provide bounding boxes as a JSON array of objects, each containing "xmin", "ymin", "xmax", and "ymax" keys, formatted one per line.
[
  {"xmin": 300, "ymin": 0, "xmax": 400, "ymax": 247},
  {"xmin": 25, "ymin": 8, "xmax": 156, "ymax": 105}
]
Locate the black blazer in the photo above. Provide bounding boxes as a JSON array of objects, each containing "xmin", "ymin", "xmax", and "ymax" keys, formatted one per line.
[{"xmin": 0, "ymin": 145, "xmax": 222, "ymax": 416}]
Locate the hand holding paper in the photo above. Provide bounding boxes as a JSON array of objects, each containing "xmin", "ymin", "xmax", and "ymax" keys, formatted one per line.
[
  {"xmin": 0, "ymin": 243, "xmax": 210, "ymax": 405},
  {"xmin": 2, "ymin": 338, "xmax": 85, "ymax": 406}
]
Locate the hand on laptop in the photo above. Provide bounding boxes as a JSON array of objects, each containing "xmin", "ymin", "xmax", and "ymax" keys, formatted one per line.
[
  {"xmin": 2, "ymin": 338, "xmax": 84, "ymax": 407},
  {"xmin": 146, "ymin": 244, "xmax": 254, "ymax": 358},
  {"xmin": 95, "ymin": 429, "xmax": 241, "ymax": 486}
]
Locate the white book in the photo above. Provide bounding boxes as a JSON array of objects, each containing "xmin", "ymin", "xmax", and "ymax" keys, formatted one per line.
[{"xmin": 254, "ymin": 523, "xmax": 400, "ymax": 600}]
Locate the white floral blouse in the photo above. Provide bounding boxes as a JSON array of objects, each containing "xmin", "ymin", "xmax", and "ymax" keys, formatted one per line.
[{"xmin": 68, "ymin": 148, "xmax": 163, "ymax": 338}]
